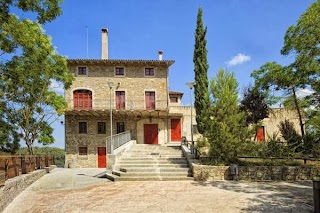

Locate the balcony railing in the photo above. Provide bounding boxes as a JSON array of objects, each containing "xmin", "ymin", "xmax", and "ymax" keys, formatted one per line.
[{"xmin": 68, "ymin": 98, "xmax": 168, "ymax": 111}]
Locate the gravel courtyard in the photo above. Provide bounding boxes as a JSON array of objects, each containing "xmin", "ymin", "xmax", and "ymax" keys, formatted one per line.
[{"xmin": 3, "ymin": 168, "xmax": 314, "ymax": 213}]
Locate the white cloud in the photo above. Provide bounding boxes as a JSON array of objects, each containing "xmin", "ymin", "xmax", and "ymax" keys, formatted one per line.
[
  {"xmin": 227, "ymin": 53, "xmax": 251, "ymax": 66},
  {"xmin": 49, "ymin": 79, "xmax": 64, "ymax": 95},
  {"xmin": 296, "ymin": 88, "xmax": 313, "ymax": 98}
]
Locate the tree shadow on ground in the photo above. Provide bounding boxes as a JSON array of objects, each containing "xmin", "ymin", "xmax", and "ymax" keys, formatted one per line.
[{"xmin": 192, "ymin": 181, "xmax": 313, "ymax": 212}]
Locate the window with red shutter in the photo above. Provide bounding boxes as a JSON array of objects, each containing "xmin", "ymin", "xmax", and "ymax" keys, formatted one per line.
[
  {"xmin": 116, "ymin": 91, "xmax": 125, "ymax": 109},
  {"xmin": 73, "ymin": 90, "xmax": 92, "ymax": 109},
  {"xmin": 145, "ymin": 91, "xmax": 155, "ymax": 110}
]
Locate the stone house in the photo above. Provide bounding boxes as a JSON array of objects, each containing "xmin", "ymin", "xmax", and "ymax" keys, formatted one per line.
[{"xmin": 65, "ymin": 29, "xmax": 190, "ymax": 168}]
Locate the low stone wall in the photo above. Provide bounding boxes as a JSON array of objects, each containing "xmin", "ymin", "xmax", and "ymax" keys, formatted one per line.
[
  {"xmin": 0, "ymin": 167, "xmax": 55, "ymax": 212},
  {"xmin": 181, "ymin": 145, "xmax": 320, "ymax": 181},
  {"xmin": 192, "ymin": 164, "xmax": 320, "ymax": 181}
]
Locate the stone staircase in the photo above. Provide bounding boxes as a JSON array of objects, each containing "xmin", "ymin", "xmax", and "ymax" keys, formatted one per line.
[{"xmin": 106, "ymin": 144, "xmax": 193, "ymax": 181}]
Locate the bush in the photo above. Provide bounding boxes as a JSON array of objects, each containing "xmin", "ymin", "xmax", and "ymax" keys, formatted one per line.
[{"xmin": 259, "ymin": 133, "xmax": 292, "ymax": 158}]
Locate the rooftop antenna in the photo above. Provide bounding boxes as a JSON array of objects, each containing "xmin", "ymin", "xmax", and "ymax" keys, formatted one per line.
[{"xmin": 86, "ymin": 26, "xmax": 89, "ymax": 59}]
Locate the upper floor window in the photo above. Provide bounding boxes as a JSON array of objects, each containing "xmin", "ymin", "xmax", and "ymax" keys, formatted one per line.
[
  {"xmin": 79, "ymin": 122, "xmax": 88, "ymax": 134},
  {"xmin": 145, "ymin": 68, "xmax": 154, "ymax": 76},
  {"xmin": 77, "ymin": 67, "xmax": 87, "ymax": 76},
  {"xmin": 73, "ymin": 90, "xmax": 92, "ymax": 109},
  {"xmin": 115, "ymin": 67, "xmax": 125, "ymax": 76},
  {"xmin": 145, "ymin": 91, "xmax": 155, "ymax": 110},
  {"xmin": 170, "ymin": 97, "xmax": 178, "ymax": 103},
  {"xmin": 116, "ymin": 91, "xmax": 125, "ymax": 110},
  {"xmin": 97, "ymin": 122, "xmax": 106, "ymax": 134}
]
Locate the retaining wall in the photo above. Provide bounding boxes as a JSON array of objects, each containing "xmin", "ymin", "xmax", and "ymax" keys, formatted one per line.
[
  {"xmin": 0, "ymin": 166, "xmax": 56, "ymax": 212},
  {"xmin": 192, "ymin": 164, "xmax": 320, "ymax": 181}
]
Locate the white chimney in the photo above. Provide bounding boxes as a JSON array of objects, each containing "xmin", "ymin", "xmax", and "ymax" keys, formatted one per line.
[
  {"xmin": 101, "ymin": 28, "xmax": 108, "ymax": 59},
  {"xmin": 158, "ymin": 50, "xmax": 163, "ymax": 61}
]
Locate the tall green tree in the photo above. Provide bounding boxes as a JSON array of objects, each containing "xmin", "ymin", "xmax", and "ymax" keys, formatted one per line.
[
  {"xmin": 281, "ymin": 0, "xmax": 320, "ymax": 139},
  {"xmin": 207, "ymin": 69, "xmax": 251, "ymax": 163},
  {"xmin": 193, "ymin": 7, "xmax": 210, "ymax": 134},
  {"xmin": 0, "ymin": 0, "xmax": 73, "ymax": 154}
]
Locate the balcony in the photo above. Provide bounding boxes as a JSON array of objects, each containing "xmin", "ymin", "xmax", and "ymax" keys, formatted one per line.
[{"xmin": 67, "ymin": 98, "xmax": 167, "ymax": 111}]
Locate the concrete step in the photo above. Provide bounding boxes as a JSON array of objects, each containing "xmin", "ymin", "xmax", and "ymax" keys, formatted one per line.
[
  {"xmin": 126, "ymin": 152, "xmax": 183, "ymax": 155},
  {"xmin": 105, "ymin": 144, "xmax": 192, "ymax": 182},
  {"xmin": 112, "ymin": 171, "xmax": 192, "ymax": 177},
  {"xmin": 117, "ymin": 160, "xmax": 188, "ymax": 164},
  {"xmin": 122, "ymin": 154, "xmax": 185, "ymax": 158},
  {"xmin": 120, "ymin": 167, "xmax": 191, "ymax": 173},
  {"xmin": 117, "ymin": 164, "xmax": 190, "ymax": 168},
  {"xmin": 120, "ymin": 157, "xmax": 186, "ymax": 161},
  {"xmin": 110, "ymin": 176, "xmax": 194, "ymax": 181}
]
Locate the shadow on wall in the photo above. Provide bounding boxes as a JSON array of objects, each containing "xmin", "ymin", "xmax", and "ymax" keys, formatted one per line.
[{"xmin": 191, "ymin": 181, "xmax": 313, "ymax": 212}]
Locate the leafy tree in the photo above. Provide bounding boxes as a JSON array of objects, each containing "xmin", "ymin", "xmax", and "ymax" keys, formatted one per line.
[
  {"xmin": 207, "ymin": 69, "xmax": 252, "ymax": 163},
  {"xmin": 251, "ymin": 62, "xmax": 306, "ymax": 137},
  {"xmin": 0, "ymin": 0, "xmax": 73, "ymax": 154},
  {"xmin": 240, "ymin": 86, "xmax": 269, "ymax": 125},
  {"xmin": 252, "ymin": 1, "xmax": 320, "ymax": 139},
  {"xmin": 193, "ymin": 7, "xmax": 210, "ymax": 134}
]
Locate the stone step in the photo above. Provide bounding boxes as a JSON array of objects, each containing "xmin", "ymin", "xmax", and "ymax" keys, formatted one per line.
[
  {"xmin": 106, "ymin": 144, "xmax": 191, "ymax": 182},
  {"xmin": 126, "ymin": 152, "xmax": 183, "ymax": 155},
  {"xmin": 117, "ymin": 164, "xmax": 190, "ymax": 168},
  {"xmin": 117, "ymin": 159, "xmax": 188, "ymax": 164},
  {"xmin": 120, "ymin": 167, "xmax": 191, "ymax": 173},
  {"xmin": 110, "ymin": 176, "xmax": 194, "ymax": 181},
  {"xmin": 123, "ymin": 155, "xmax": 184, "ymax": 158},
  {"xmin": 112, "ymin": 171, "xmax": 192, "ymax": 177},
  {"xmin": 120, "ymin": 157, "xmax": 186, "ymax": 161}
]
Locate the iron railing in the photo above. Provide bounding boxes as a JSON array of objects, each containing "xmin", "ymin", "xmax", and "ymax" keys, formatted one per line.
[{"xmin": 106, "ymin": 131, "xmax": 131, "ymax": 154}]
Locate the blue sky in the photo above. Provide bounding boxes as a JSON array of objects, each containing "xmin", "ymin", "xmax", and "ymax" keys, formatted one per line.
[{"xmin": 33, "ymin": 0, "xmax": 314, "ymax": 148}]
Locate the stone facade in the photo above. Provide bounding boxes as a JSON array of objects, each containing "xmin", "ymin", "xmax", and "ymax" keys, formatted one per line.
[
  {"xmin": 66, "ymin": 62, "xmax": 169, "ymax": 110},
  {"xmin": 65, "ymin": 59, "xmax": 178, "ymax": 168},
  {"xmin": 261, "ymin": 108, "xmax": 302, "ymax": 140}
]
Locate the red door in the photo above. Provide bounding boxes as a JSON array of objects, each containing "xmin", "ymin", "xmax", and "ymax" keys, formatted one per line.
[
  {"xmin": 144, "ymin": 124, "xmax": 158, "ymax": 144},
  {"xmin": 97, "ymin": 147, "xmax": 106, "ymax": 168},
  {"xmin": 171, "ymin": 119, "xmax": 181, "ymax": 142},
  {"xmin": 256, "ymin": 127, "xmax": 265, "ymax": 142}
]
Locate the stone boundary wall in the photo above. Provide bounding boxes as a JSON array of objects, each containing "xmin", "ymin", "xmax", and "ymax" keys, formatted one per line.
[
  {"xmin": 192, "ymin": 165, "xmax": 320, "ymax": 181},
  {"xmin": 0, "ymin": 166, "xmax": 56, "ymax": 212},
  {"xmin": 181, "ymin": 145, "xmax": 320, "ymax": 181}
]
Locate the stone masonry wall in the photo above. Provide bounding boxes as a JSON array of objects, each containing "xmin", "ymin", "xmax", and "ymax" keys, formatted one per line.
[
  {"xmin": 65, "ymin": 115, "xmax": 168, "ymax": 168},
  {"xmin": 193, "ymin": 164, "xmax": 320, "ymax": 181},
  {"xmin": 66, "ymin": 63, "xmax": 169, "ymax": 110},
  {"xmin": 0, "ymin": 169, "xmax": 47, "ymax": 211}
]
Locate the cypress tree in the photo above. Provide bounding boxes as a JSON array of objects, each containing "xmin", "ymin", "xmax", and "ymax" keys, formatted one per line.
[{"xmin": 193, "ymin": 8, "xmax": 210, "ymax": 134}]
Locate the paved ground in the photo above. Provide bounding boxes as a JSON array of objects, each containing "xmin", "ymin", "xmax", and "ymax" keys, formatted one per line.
[{"xmin": 3, "ymin": 168, "xmax": 314, "ymax": 213}]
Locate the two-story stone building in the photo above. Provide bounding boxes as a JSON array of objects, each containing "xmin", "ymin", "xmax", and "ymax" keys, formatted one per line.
[{"xmin": 65, "ymin": 29, "xmax": 187, "ymax": 168}]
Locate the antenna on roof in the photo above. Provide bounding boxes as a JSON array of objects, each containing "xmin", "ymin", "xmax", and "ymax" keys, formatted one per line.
[{"xmin": 86, "ymin": 26, "xmax": 89, "ymax": 59}]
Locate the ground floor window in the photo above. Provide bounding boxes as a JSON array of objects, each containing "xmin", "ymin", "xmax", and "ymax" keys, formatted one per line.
[
  {"xmin": 117, "ymin": 122, "xmax": 125, "ymax": 134},
  {"xmin": 78, "ymin": 147, "xmax": 88, "ymax": 155},
  {"xmin": 97, "ymin": 122, "xmax": 106, "ymax": 134}
]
